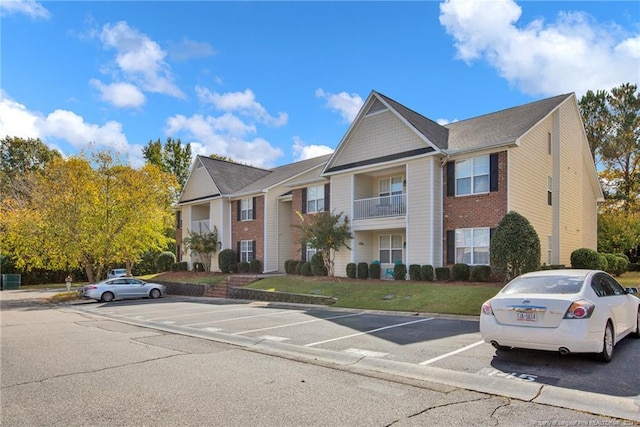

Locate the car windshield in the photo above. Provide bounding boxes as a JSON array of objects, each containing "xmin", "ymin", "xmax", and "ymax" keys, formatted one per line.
[{"xmin": 501, "ymin": 275, "xmax": 585, "ymax": 295}]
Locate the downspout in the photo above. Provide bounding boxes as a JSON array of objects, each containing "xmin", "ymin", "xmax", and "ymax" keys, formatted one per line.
[{"xmin": 439, "ymin": 153, "xmax": 450, "ymax": 267}]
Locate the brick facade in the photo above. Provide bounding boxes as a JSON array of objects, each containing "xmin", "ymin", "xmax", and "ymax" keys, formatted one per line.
[
  {"xmin": 231, "ymin": 196, "xmax": 265, "ymax": 262},
  {"xmin": 443, "ymin": 151, "xmax": 508, "ymax": 264}
]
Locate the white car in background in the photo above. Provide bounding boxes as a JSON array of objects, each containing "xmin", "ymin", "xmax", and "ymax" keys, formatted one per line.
[
  {"xmin": 480, "ymin": 269, "xmax": 639, "ymax": 362},
  {"xmin": 107, "ymin": 268, "xmax": 127, "ymax": 279}
]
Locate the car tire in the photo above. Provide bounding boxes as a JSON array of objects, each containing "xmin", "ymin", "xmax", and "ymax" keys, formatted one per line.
[
  {"xmin": 101, "ymin": 292, "xmax": 114, "ymax": 303},
  {"xmin": 149, "ymin": 288, "xmax": 161, "ymax": 299},
  {"xmin": 632, "ymin": 309, "xmax": 640, "ymax": 339},
  {"xmin": 598, "ymin": 321, "xmax": 614, "ymax": 362}
]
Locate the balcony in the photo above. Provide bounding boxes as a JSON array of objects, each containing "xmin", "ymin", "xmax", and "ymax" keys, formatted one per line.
[
  {"xmin": 353, "ymin": 194, "xmax": 406, "ymax": 220},
  {"xmin": 190, "ymin": 220, "xmax": 211, "ymax": 234}
]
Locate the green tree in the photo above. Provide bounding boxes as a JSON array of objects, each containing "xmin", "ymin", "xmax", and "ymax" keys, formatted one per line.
[
  {"xmin": 296, "ymin": 211, "xmax": 353, "ymax": 277},
  {"xmin": 142, "ymin": 137, "xmax": 192, "ymax": 191},
  {"xmin": 182, "ymin": 226, "xmax": 220, "ymax": 272},
  {"xmin": 0, "ymin": 136, "xmax": 61, "ymax": 203},
  {"xmin": 597, "ymin": 209, "xmax": 640, "ymax": 254},
  {"xmin": 490, "ymin": 211, "xmax": 541, "ymax": 282},
  {"xmin": 0, "ymin": 151, "xmax": 177, "ymax": 282}
]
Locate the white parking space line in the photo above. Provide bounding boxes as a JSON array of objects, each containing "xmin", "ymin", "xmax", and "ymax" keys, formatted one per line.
[
  {"xmin": 258, "ymin": 335, "xmax": 291, "ymax": 342},
  {"xmin": 305, "ymin": 317, "xmax": 435, "ymax": 347},
  {"xmin": 144, "ymin": 307, "xmax": 259, "ymax": 321},
  {"xmin": 201, "ymin": 327, "xmax": 223, "ymax": 332},
  {"xmin": 183, "ymin": 310, "xmax": 301, "ymax": 327},
  {"xmin": 232, "ymin": 312, "xmax": 364, "ymax": 335},
  {"xmin": 343, "ymin": 348, "xmax": 388, "ymax": 358},
  {"xmin": 418, "ymin": 340, "xmax": 484, "ymax": 365}
]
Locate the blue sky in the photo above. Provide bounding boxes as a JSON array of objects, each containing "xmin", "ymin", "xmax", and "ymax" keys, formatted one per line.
[{"xmin": 1, "ymin": 1, "xmax": 638, "ymax": 169}]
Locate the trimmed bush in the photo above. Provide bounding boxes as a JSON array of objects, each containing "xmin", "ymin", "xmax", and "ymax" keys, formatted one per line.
[
  {"xmin": 394, "ymin": 263, "xmax": 407, "ymax": 281},
  {"xmin": 346, "ymin": 263, "xmax": 357, "ymax": 278},
  {"xmin": 435, "ymin": 267, "xmax": 450, "ymax": 281},
  {"xmin": 193, "ymin": 262, "xmax": 205, "ymax": 272},
  {"xmin": 598, "ymin": 254, "xmax": 609, "ymax": 272},
  {"xmin": 357, "ymin": 262, "xmax": 369, "ymax": 279},
  {"xmin": 471, "ymin": 265, "xmax": 491, "ymax": 282},
  {"xmin": 300, "ymin": 261, "xmax": 312, "ymax": 276},
  {"xmin": 629, "ymin": 263, "xmax": 640, "ymax": 272},
  {"xmin": 420, "ymin": 265, "xmax": 434, "ymax": 281},
  {"xmin": 156, "ymin": 251, "xmax": 176, "ymax": 272},
  {"xmin": 295, "ymin": 261, "xmax": 303, "ymax": 275},
  {"xmin": 311, "ymin": 252, "xmax": 328, "ymax": 276},
  {"xmin": 171, "ymin": 261, "xmax": 188, "ymax": 271},
  {"xmin": 369, "ymin": 263, "xmax": 381, "ymax": 280},
  {"xmin": 218, "ymin": 249, "xmax": 237, "ymax": 274},
  {"xmin": 237, "ymin": 261, "xmax": 250, "ymax": 273},
  {"xmin": 570, "ymin": 248, "xmax": 600, "ymax": 269},
  {"xmin": 285, "ymin": 260, "xmax": 300, "ymax": 275},
  {"xmin": 452, "ymin": 263, "xmax": 470, "ymax": 281},
  {"xmin": 409, "ymin": 264, "xmax": 421, "ymax": 281},
  {"xmin": 249, "ymin": 259, "xmax": 261, "ymax": 274},
  {"xmin": 490, "ymin": 211, "xmax": 541, "ymax": 281}
]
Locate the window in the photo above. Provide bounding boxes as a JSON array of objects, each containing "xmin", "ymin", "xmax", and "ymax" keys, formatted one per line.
[
  {"xmin": 240, "ymin": 240, "xmax": 254, "ymax": 262},
  {"xmin": 455, "ymin": 228, "xmax": 490, "ymax": 265},
  {"xmin": 456, "ymin": 156, "xmax": 489, "ymax": 196},
  {"xmin": 379, "ymin": 234, "xmax": 403, "ymax": 264},
  {"xmin": 240, "ymin": 198, "xmax": 254, "ymax": 221},
  {"xmin": 306, "ymin": 185, "xmax": 325, "ymax": 213},
  {"xmin": 547, "ymin": 132, "xmax": 552, "ymax": 155},
  {"xmin": 379, "ymin": 176, "xmax": 403, "ymax": 197},
  {"xmin": 547, "ymin": 176, "xmax": 553, "ymax": 206},
  {"xmin": 306, "ymin": 244, "xmax": 317, "ymax": 262}
]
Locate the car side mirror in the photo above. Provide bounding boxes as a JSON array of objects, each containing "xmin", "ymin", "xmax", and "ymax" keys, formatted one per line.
[{"xmin": 626, "ymin": 287, "xmax": 638, "ymax": 294}]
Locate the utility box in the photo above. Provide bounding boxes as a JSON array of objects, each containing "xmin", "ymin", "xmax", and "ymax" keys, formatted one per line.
[{"xmin": 1, "ymin": 274, "xmax": 21, "ymax": 290}]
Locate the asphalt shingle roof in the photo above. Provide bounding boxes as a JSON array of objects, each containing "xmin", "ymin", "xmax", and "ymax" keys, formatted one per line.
[{"xmin": 197, "ymin": 156, "xmax": 271, "ymax": 195}]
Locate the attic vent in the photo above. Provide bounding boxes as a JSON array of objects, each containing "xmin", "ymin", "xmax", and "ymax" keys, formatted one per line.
[
  {"xmin": 366, "ymin": 99, "xmax": 387, "ymax": 116},
  {"xmin": 197, "ymin": 161, "xmax": 204, "ymax": 169}
]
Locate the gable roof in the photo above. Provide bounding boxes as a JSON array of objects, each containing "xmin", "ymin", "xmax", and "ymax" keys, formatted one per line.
[
  {"xmin": 233, "ymin": 154, "xmax": 331, "ymax": 197},
  {"xmin": 445, "ymin": 93, "xmax": 573, "ymax": 153}
]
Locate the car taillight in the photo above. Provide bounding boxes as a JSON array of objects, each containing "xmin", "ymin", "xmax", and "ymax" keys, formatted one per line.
[
  {"xmin": 481, "ymin": 301, "xmax": 494, "ymax": 315},
  {"xmin": 86, "ymin": 285, "xmax": 98, "ymax": 290},
  {"xmin": 563, "ymin": 299, "xmax": 595, "ymax": 319}
]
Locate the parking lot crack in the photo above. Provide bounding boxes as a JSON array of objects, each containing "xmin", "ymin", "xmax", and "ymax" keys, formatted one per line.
[
  {"xmin": 402, "ymin": 394, "xmax": 495, "ymax": 421},
  {"xmin": 2, "ymin": 353, "xmax": 188, "ymax": 390}
]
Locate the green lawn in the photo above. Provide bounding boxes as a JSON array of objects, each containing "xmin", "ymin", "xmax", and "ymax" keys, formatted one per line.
[{"xmin": 247, "ymin": 275, "xmax": 501, "ymax": 316}]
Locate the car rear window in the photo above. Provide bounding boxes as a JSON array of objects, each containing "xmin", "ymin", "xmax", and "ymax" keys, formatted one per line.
[{"xmin": 501, "ymin": 276, "xmax": 584, "ymax": 295}]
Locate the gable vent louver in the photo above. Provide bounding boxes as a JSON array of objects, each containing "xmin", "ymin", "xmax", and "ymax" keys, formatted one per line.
[{"xmin": 366, "ymin": 98, "xmax": 387, "ymax": 116}]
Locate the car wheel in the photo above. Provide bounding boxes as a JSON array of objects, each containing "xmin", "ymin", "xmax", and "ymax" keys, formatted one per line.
[
  {"xmin": 598, "ymin": 321, "xmax": 614, "ymax": 362},
  {"xmin": 149, "ymin": 288, "xmax": 161, "ymax": 299},
  {"xmin": 632, "ymin": 309, "xmax": 640, "ymax": 338},
  {"xmin": 101, "ymin": 292, "xmax": 114, "ymax": 303}
]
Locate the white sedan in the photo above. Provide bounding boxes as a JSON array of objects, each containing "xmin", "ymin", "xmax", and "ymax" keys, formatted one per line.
[
  {"xmin": 81, "ymin": 278, "xmax": 166, "ymax": 302},
  {"xmin": 480, "ymin": 269, "xmax": 639, "ymax": 362}
]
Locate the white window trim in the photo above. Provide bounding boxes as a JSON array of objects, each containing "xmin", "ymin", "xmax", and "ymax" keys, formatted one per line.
[
  {"xmin": 240, "ymin": 198, "xmax": 253, "ymax": 221},
  {"xmin": 240, "ymin": 240, "xmax": 254, "ymax": 263},
  {"xmin": 306, "ymin": 185, "xmax": 325, "ymax": 213},
  {"xmin": 455, "ymin": 227, "xmax": 490, "ymax": 265},
  {"xmin": 455, "ymin": 155, "xmax": 490, "ymax": 196},
  {"xmin": 379, "ymin": 234, "xmax": 404, "ymax": 264}
]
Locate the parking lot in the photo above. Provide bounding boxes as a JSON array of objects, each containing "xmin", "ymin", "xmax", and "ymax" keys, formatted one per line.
[{"xmin": 70, "ymin": 296, "xmax": 640, "ymax": 399}]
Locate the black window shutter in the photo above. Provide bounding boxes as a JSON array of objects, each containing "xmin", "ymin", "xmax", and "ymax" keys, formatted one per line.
[
  {"xmin": 324, "ymin": 183, "xmax": 330, "ymax": 212},
  {"xmin": 301, "ymin": 188, "xmax": 307, "ymax": 214},
  {"xmin": 301, "ymin": 243, "xmax": 306, "ymax": 262},
  {"xmin": 252, "ymin": 240, "xmax": 256, "ymax": 260},
  {"xmin": 446, "ymin": 162, "xmax": 455, "ymax": 197},
  {"xmin": 236, "ymin": 241, "xmax": 241, "ymax": 262},
  {"xmin": 236, "ymin": 200, "xmax": 241, "ymax": 221},
  {"xmin": 252, "ymin": 197, "xmax": 257, "ymax": 219},
  {"xmin": 490, "ymin": 153, "xmax": 499, "ymax": 192},
  {"xmin": 446, "ymin": 230, "xmax": 455, "ymax": 265}
]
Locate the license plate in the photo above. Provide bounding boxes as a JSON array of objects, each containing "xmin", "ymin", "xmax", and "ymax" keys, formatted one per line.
[{"xmin": 516, "ymin": 311, "xmax": 536, "ymax": 321}]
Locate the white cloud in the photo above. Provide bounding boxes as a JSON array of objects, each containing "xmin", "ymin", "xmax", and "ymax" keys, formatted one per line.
[
  {"xmin": 98, "ymin": 21, "xmax": 185, "ymax": 99},
  {"xmin": 90, "ymin": 79, "xmax": 146, "ymax": 108},
  {"xmin": 315, "ymin": 89, "xmax": 364, "ymax": 123},
  {"xmin": 0, "ymin": 0, "xmax": 50, "ymax": 19},
  {"xmin": 195, "ymin": 87, "xmax": 288, "ymax": 127},
  {"xmin": 0, "ymin": 94, "xmax": 130, "ymax": 157},
  {"xmin": 167, "ymin": 38, "xmax": 215, "ymax": 62},
  {"xmin": 439, "ymin": 0, "xmax": 640, "ymax": 96},
  {"xmin": 292, "ymin": 136, "xmax": 334, "ymax": 161},
  {"xmin": 165, "ymin": 113, "xmax": 284, "ymax": 168}
]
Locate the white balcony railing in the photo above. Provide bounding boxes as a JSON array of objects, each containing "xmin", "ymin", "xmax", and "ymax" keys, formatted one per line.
[
  {"xmin": 353, "ymin": 194, "xmax": 406, "ymax": 220},
  {"xmin": 190, "ymin": 220, "xmax": 211, "ymax": 234}
]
